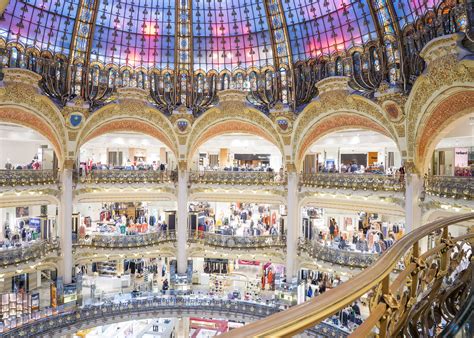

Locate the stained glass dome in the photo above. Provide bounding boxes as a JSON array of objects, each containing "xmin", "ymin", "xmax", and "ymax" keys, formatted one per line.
[{"xmin": 0, "ymin": 0, "xmax": 466, "ymax": 113}]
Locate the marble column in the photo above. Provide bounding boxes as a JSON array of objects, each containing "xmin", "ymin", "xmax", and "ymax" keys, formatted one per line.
[
  {"xmin": 177, "ymin": 168, "xmax": 188, "ymax": 275},
  {"xmin": 405, "ymin": 173, "xmax": 423, "ymax": 234},
  {"xmin": 59, "ymin": 168, "xmax": 73, "ymax": 284},
  {"xmin": 285, "ymin": 170, "xmax": 299, "ymax": 280}
]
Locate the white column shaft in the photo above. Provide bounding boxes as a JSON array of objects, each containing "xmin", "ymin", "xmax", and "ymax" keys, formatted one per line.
[
  {"xmin": 177, "ymin": 170, "xmax": 188, "ymax": 275},
  {"xmin": 59, "ymin": 169, "xmax": 73, "ymax": 284},
  {"xmin": 286, "ymin": 172, "xmax": 299, "ymax": 280}
]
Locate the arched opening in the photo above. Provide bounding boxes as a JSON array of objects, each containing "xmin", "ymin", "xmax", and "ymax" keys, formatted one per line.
[
  {"xmin": 191, "ymin": 133, "xmax": 283, "ymax": 171},
  {"xmin": 0, "ymin": 123, "xmax": 59, "ymax": 262},
  {"xmin": 429, "ymin": 113, "xmax": 473, "ymax": 177},
  {"xmin": 79, "ymin": 131, "xmax": 176, "ymax": 173},
  {"xmin": 0, "ymin": 123, "xmax": 58, "ymax": 171},
  {"xmin": 302, "ymin": 129, "xmax": 401, "ymax": 174}
]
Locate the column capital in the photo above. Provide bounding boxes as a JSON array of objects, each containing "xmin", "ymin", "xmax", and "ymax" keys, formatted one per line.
[
  {"xmin": 286, "ymin": 163, "xmax": 297, "ymax": 173},
  {"xmin": 61, "ymin": 159, "xmax": 75, "ymax": 170},
  {"xmin": 178, "ymin": 160, "xmax": 188, "ymax": 171}
]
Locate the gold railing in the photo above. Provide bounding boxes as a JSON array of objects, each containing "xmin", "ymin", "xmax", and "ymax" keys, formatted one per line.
[
  {"xmin": 300, "ymin": 173, "xmax": 405, "ymax": 192},
  {"xmin": 189, "ymin": 231, "xmax": 286, "ymax": 249},
  {"xmin": 74, "ymin": 230, "xmax": 176, "ymax": 248},
  {"xmin": 221, "ymin": 213, "xmax": 474, "ymax": 337},
  {"xmin": 188, "ymin": 170, "xmax": 287, "ymax": 186},
  {"xmin": 78, "ymin": 169, "xmax": 177, "ymax": 184},
  {"xmin": 425, "ymin": 175, "xmax": 473, "ymax": 200},
  {"xmin": 0, "ymin": 169, "xmax": 57, "ymax": 187}
]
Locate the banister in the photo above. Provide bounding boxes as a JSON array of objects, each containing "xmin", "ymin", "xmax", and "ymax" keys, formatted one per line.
[{"xmin": 220, "ymin": 213, "xmax": 474, "ymax": 337}]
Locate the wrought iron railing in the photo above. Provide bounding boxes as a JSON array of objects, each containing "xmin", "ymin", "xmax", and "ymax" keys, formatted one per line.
[
  {"xmin": 300, "ymin": 173, "xmax": 405, "ymax": 192},
  {"xmin": 298, "ymin": 238, "xmax": 379, "ymax": 269},
  {"xmin": 0, "ymin": 294, "xmax": 351, "ymax": 337},
  {"xmin": 221, "ymin": 213, "xmax": 474, "ymax": 337},
  {"xmin": 75, "ymin": 231, "xmax": 176, "ymax": 249},
  {"xmin": 0, "ymin": 169, "xmax": 57, "ymax": 187},
  {"xmin": 188, "ymin": 231, "xmax": 286, "ymax": 249},
  {"xmin": 78, "ymin": 169, "xmax": 177, "ymax": 185},
  {"xmin": 188, "ymin": 170, "xmax": 287, "ymax": 186},
  {"xmin": 0, "ymin": 238, "xmax": 60, "ymax": 267},
  {"xmin": 425, "ymin": 175, "xmax": 473, "ymax": 200}
]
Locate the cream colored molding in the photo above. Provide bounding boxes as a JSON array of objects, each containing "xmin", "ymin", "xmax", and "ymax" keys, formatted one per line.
[
  {"xmin": 0, "ymin": 189, "xmax": 60, "ymax": 208},
  {"xmin": 419, "ymin": 33, "xmax": 464, "ymax": 66},
  {"xmin": 189, "ymin": 186, "xmax": 287, "ymax": 204},
  {"xmin": 316, "ymin": 76, "xmax": 351, "ymax": 96},
  {"xmin": 74, "ymin": 186, "xmax": 177, "ymax": 204},
  {"xmin": 117, "ymin": 87, "xmax": 150, "ymax": 101},
  {"xmin": 3, "ymin": 68, "xmax": 42, "ymax": 89}
]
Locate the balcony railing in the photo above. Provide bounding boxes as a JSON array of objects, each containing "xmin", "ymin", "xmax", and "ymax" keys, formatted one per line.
[
  {"xmin": 425, "ymin": 175, "xmax": 473, "ymax": 200},
  {"xmin": 298, "ymin": 238, "xmax": 379, "ymax": 268},
  {"xmin": 222, "ymin": 213, "xmax": 474, "ymax": 337},
  {"xmin": 300, "ymin": 173, "xmax": 405, "ymax": 192},
  {"xmin": 0, "ymin": 238, "xmax": 60, "ymax": 267},
  {"xmin": 78, "ymin": 169, "xmax": 177, "ymax": 185},
  {"xmin": 189, "ymin": 170, "xmax": 287, "ymax": 186},
  {"xmin": 0, "ymin": 294, "xmax": 350, "ymax": 337},
  {"xmin": 75, "ymin": 231, "xmax": 176, "ymax": 249},
  {"xmin": 189, "ymin": 231, "xmax": 286, "ymax": 249},
  {"xmin": 0, "ymin": 169, "xmax": 58, "ymax": 187}
]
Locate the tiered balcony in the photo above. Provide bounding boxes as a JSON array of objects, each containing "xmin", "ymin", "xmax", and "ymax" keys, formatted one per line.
[
  {"xmin": 0, "ymin": 238, "xmax": 60, "ymax": 268},
  {"xmin": 78, "ymin": 169, "xmax": 176, "ymax": 185},
  {"xmin": 0, "ymin": 294, "xmax": 352, "ymax": 337},
  {"xmin": 188, "ymin": 231, "xmax": 286, "ymax": 249},
  {"xmin": 425, "ymin": 175, "xmax": 473, "ymax": 200},
  {"xmin": 300, "ymin": 173, "xmax": 404, "ymax": 192},
  {"xmin": 75, "ymin": 231, "xmax": 176, "ymax": 249},
  {"xmin": 0, "ymin": 169, "xmax": 58, "ymax": 188},
  {"xmin": 298, "ymin": 238, "xmax": 379, "ymax": 268},
  {"xmin": 188, "ymin": 170, "xmax": 287, "ymax": 186}
]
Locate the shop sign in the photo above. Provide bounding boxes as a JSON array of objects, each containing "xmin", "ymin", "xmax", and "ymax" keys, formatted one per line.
[
  {"xmin": 31, "ymin": 293, "xmax": 40, "ymax": 311},
  {"xmin": 455, "ymin": 148, "xmax": 469, "ymax": 167},
  {"xmin": 63, "ymin": 293, "xmax": 77, "ymax": 304}
]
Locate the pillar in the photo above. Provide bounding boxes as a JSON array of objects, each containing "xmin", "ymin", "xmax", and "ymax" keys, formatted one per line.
[
  {"xmin": 59, "ymin": 167, "xmax": 73, "ymax": 284},
  {"xmin": 160, "ymin": 147, "xmax": 167, "ymax": 165},
  {"xmin": 405, "ymin": 173, "xmax": 423, "ymax": 234},
  {"xmin": 176, "ymin": 317, "xmax": 190, "ymax": 338},
  {"xmin": 219, "ymin": 148, "xmax": 229, "ymax": 167},
  {"xmin": 177, "ymin": 162, "xmax": 188, "ymax": 275},
  {"xmin": 285, "ymin": 169, "xmax": 299, "ymax": 281}
]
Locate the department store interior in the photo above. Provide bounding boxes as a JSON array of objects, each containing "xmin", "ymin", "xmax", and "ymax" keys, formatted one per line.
[{"xmin": 0, "ymin": 0, "xmax": 473, "ymax": 337}]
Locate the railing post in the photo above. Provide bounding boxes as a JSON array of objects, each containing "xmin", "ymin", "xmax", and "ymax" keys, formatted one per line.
[
  {"xmin": 440, "ymin": 226, "xmax": 449, "ymax": 272},
  {"xmin": 410, "ymin": 241, "xmax": 420, "ymax": 300},
  {"xmin": 379, "ymin": 274, "xmax": 390, "ymax": 338}
]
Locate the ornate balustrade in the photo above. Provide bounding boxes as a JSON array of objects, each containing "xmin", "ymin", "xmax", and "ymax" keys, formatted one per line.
[
  {"xmin": 298, "ymin": 238, "xmax": 379, "ymax": 269},
  {"xmin": 78, "ymin": 170, "xmax": 177, "ymax": 185},
  {"xmin": 75, "ymin": 231, "xmax": 176, "ymax": 249},
  {"xmin": 300, "ymin": 173, "xmax": 405, "ymax": 192},
  {"xmin": 189, "ymin": 231, "xmax": 286, "ymax": 249},
  {"xmin": 188, "ymin": 170, "xmax": 286, "ymax": 186},
  {"xmin": 0, "ymin": 294, "xmax": 350, "ymax": 337},
  {"xmin": 425, "ymin": 175, "xmax": 473, "ymax": 200},
  {"xmin": 222, "ymin": 213, "xmax": 474, "ymax": 337},
  {"xmin": 0, "ymin": 238, "xmax": 60, "ymax": 267},
  {"xmin": 0, "ymin": 169, "xmax": 57, "ymax": 187}
]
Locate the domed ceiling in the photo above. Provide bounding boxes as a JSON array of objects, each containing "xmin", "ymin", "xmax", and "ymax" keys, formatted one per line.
[{"xmin": 0, "ymin": 0, "xmax": 465, "ymax": 113}]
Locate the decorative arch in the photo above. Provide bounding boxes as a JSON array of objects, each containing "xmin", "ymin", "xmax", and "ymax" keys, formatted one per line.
[
  {"xmin": 186, "ymin": 107, "xmax": 285, "ymax": 163},
  {"xmin": 415, "ymin": 89, "xmax": 474, "ymax": 172},
  {"xmin": 77, "ymin": 103, "xmax": 179, "ymax": 158},
  {"xmin": 295, "ymin": 113, "xmax": 395, "ymax": 170},
  {"xmin": 0, "ymin": 106, "xmax": 64, "ymax": 164}
]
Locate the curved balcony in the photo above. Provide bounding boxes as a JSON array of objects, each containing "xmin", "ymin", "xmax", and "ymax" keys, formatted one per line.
[
  {"xmin": 0, "ymin": 238, "xmax": 60, "ymax": 268},
  {"xmin": 223, "ymin": 213, "xmax": 474, "ymax": 337},
  {"xmin": 0, "ymin": 169, "xmax": 58, "ymax": 188},
  {"xmin": 298, "ymin": 238, "xmax": 379, "ymax": 269},
  {"xmin": 188, "ymin": 231, "xmax": 286, "ymax": 250},
  {"xmin": 75, "ymin": 231, "xmax": 176, "ymax": 249},
  {"xmin": 425, "ymin": 175, "xmax": 473, "ymax": 200},
  {"xmin": 300, "ymin": 173, "xmax": 405, "ymax": 192},
  {"xmin": 189, "ymin": 170, "xmax": 287, "ymax": 186},
  {"xmin": 0, "ymin": 295, "xmax": 350, "ymax": 337},
  {"xmin": 78, "ymin": 169, "xmax": 177, "ymax": 185}
]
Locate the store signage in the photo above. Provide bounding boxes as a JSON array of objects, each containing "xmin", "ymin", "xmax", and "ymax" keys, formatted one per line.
[
  {"xmin": 455, "ymin": 148, "xmax": 468, "ymax": 167},
  {"xmin": 238, "ymin": 260, "xmax": 260, "ymax": 266},
  {"xmin": 63, "ymin": 293, "xmax": 77, "ymax": 304},
  {"xmin": 31, "ymin": 293, "xmax": 40, "ymax": 311}
]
